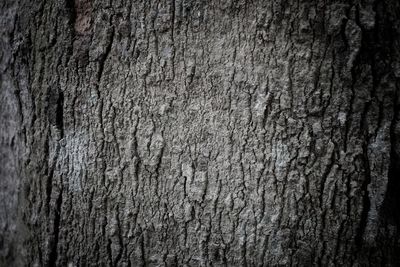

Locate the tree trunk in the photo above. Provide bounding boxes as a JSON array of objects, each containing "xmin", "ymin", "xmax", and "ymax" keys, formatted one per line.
[{"xmin": 1, "ymin": 0, "xmax": 399, "ymax": 266}]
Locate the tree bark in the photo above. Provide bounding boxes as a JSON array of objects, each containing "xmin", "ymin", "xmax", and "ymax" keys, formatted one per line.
[{"xmin": 1, "ymin": 0, "xmax": 399, "ymax": 266}]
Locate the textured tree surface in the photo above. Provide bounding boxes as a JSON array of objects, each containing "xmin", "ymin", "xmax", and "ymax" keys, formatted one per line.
[{"xmin": 1, "ymin": 0, "xmax": 400, "ymax": 266}]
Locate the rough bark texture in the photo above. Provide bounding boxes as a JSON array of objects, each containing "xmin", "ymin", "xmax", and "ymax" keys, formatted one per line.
[{"xmin": 1, "ymin": 0, "xmax": 400, "ymax": 266}]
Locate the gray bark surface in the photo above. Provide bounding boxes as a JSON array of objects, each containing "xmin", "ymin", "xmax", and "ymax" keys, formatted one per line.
[{"xmin": 1, "ymin": 0, "xmax": 400, "ymax": 266}]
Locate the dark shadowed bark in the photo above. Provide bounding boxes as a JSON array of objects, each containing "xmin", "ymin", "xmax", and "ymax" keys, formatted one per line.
[{"xmin": 1, "ymin": 0, "xmax": 399, "ymax": 266}]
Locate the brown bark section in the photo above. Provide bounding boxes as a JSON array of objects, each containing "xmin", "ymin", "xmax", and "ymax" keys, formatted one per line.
[{"xmin": 1, "ymin": 0, "xmax": 399, "ymax": 266}]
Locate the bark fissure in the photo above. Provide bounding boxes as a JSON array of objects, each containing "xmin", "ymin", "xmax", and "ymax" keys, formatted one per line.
[{"xmin": 48, "ymin": 189, "xmax": 63, "ymax": 267}]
